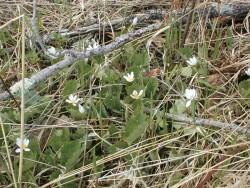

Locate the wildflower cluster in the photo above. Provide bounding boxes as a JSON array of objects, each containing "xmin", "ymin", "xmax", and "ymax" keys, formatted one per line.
[
  {"xmin": 86, "ymin": 41, "xmax": 99, "ymax": 51},
  {"xmin": 182, "ymin": 56, "xmax": 199, "ymax": 107},
  {"xmin": 123, "ymin": 71, "xmax": 143, "ymax": 100}
]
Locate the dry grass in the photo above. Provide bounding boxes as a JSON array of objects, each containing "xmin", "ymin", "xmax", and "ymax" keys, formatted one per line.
[{"xmin": 0, "ymin": 0, "xmax": 250, "ymax": 187}]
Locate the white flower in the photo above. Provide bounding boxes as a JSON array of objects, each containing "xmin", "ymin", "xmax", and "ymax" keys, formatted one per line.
[
  {"xmin": 130, "ymin": 90, "xmax": 143, "ymax": 100},
  {"xmin": 184, "ymin": 88, "xmax": 198, "ymax": 107},
  {"xmin": 245, "ymin": 67, "xmax": 250, "ymax": 76},
  {"xmin": 15, "ymin": 138, "xmax": 30, "ymax": 153},
  {"xmin": 66, "ymin": 94, "xmax": 81, "ymax": 106},
  {"xmin": 186, "ymin": 56, "xmax": 197, "ymax": 66},
  {"xmin": 48, "ymin": 46, "xmax": 56, "ymax": 55},
  {"xmin": 78, "ymin": 104, "xmax": 85, "ymax": 113},
  {"xmin": 132, "ymin": 17, "xmax": 138, "ymax": 26},
  {"xmin": 123, "ymin": 72, "xmax": 135, "ymax": 82},
  {"xmin": 88, "ymin": 132, "xmax": 98, "ymax": 137},
  {"xmin": 86, "ymin": 42, "xmax": 99, "ymax": 51},
  {"xmin": 85, "ymin": 41, "xmax": 100, "ymax": 61}
]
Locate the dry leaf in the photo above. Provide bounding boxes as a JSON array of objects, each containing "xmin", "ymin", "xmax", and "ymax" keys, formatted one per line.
[
  {"xmin": 207, "ymin": 73, "xmax": 228, "ymax": 86},
  {"xmin": 144, "ymin": 68, "xmax": 163, "ymax": 78}
]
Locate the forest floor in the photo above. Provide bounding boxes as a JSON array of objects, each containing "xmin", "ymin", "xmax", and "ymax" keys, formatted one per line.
[{"xmin": 0, "ymin": 0, "xmax": 250, "ymax": 187}]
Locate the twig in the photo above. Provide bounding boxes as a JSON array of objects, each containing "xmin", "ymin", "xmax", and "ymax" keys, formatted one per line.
[
  {"xmin": 181, "ymin": 0, "xmax": 196, "ymax": 47},
  {"xmin": 43, "ymin": 12, "xmax": 166, "ymax": 44},
  {"xmin": 0, "ymin": 22, "xmax": 161, "ymax": 101},
  {"xmin": 165, "ymin": 113, "xmax": 250, "ymax": 134},
  {"xmin": 143, "ymin": 106, "xmax": 250, "ymax": 135},
  {"xmin": 31, "ymin": 0, "xmax": 58, "ymax": 59}
]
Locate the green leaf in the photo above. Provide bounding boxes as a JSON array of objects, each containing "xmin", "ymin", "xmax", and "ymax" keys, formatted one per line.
[
  {"xmin": 239, "ymin": 80, "xmax": 250, "ymax": 98},
  {"xmin": 62, "ymin": 80, "xmax": 78, "ymax": 96},
  {"xmin": 104, "ymin": 69, "xmax": 120, "ymax": 84},
  {"xmin": 180, "ymin": 66, "xmax": 192, "ymax": 77},
  {"xmin": 104, "ymin": 96, "xmax": 122, "ymax": 114},
  {"xmin": 108, "ymin": 124, "xmax": 120, "ymax": 136},
  {"xmin": 48, "ymin": 128, "xmax": 70, "ymax": 151},
  {"xmin": 23, "ymin": 171, "xmax": 37, "ymax": 185},
  {"xmin": 91, "ymin": 102, "xmax": 108, "ymax": 118},
  {"xmin": 145, "ymin": 78, "xmax": 159, "ymax": 97},
  {"xmin": 123, "ymin": 110, "xmax": 148, "ymax": 145},
  {"xmin": 107, "ymin": 141, "xmax": 128, "ymax": 154},
  {"xmin": 68, "ymin": 107, "xmax": 87, "ymax": 120},
  {"xmin": 134, "ymin": 49, "xmax": 150, "ymax": 66},
  {"xmin": 22, "ymin": 151, "xmax": 36, "ymax": 172},
  {"xmin": 61, "ymin": 140, "xmax": 83, "ymax": 170},
  {"xmin": 169, "ymin": 99, "xmax": 186, "ymax": 115},
  {"xmin": 177, "ymin": 47, "xmax": 193, "ymax": 60},
  {"xmin": 172, "ymin": 121, "xmax": 185, "ymax": 130},
  {"xmin": 170, "ymin": 171, "xmax": 183, "ymax": 186},
  {"xmin": 93, "ymin": 63, "xmax": 107, "ymax": 79}
]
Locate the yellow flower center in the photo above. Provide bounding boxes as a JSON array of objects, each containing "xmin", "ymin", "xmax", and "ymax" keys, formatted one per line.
[
  {"xmin": 22, "ymin": 143, "xmax": 27, "ymax": 148},
  {"xmin": 133, "ymin": 93, "xmax": 139, "ymax": 99}
]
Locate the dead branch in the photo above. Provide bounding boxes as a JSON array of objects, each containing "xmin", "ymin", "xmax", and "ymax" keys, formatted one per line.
[
  {"xmin": 165, "ymin": 113, "xmax": 250, "ymax": 134},
  {"xmin": 43, "ymin": 2, "xmax": 250, "ymax": 44},
  {"xmin": 0, "ymin": 22, "xmax": 161, "ymax": 101}
]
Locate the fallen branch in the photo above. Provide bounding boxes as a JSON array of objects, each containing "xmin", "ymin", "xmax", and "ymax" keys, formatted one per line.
[
  {"xmin": 43, "ymin": 11, "xmax": 166, "ymax": 44},
  {"xmin": 0, "ymin": 22, "xmax": 162, "ymax": 101},
  {"xmin": 165, "ymin": 113, "xmax": 250, "ymax": 134},
  {"xmin": 143, "ymin": 107, "xmax": 250, "ymax": 135},
  {"xmin": 43, "ymin": 2, "xmax": 250, "ymax": 43}
]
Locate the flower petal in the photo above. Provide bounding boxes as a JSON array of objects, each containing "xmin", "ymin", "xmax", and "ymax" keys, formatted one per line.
[
  {"xmin": 66, "ymin": 99, "xmax": 71, "ymax": 103},
  {"xmin": 245, "ymin": 67, "xmax": 250, "ymax": 76},
  {"xmin": 24, "ymin": 148, "xmax": 30, "ymax": 152},
  {"xmin": 187, "ymin": 56, "xmax": 197, "ymax": 66},
  {"xmin": 186, "ymin": 100, "xmax": 191, "ymax": 108},
  {"xmin": 68, "ymin": 94, "xmax": 74, "ymax": 100},
  {"xmin": 130, "ymin": 94, "xmax": 135, "ymax": 99},
  {"xmin": 123, "ymin": 75, "xmax": 129, "ymax": 81},
  {"xmin": 75, "ymin": 98, "xmax": 81, "ymax": 104},
  {"xmin": 88, "ymin": 132, "xmax": 98, "ymax": 137},
  {"xmin": 78, "ymin": 104, "xmax": 85, "ymax": 113},
  {"xmin": 138, "ymin": 90, "xmax": 143, "ymax": 96},
  {"xmin": 15, "ymin": 148, "xmax": 21, "ymax": 153},
  {"xmin": 24, "ymin": 139, "xmax": 29, "ymax": 146},
  {"xmin": 16, "ymin": 138, "xmax": 21, "ymax": 147}
]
